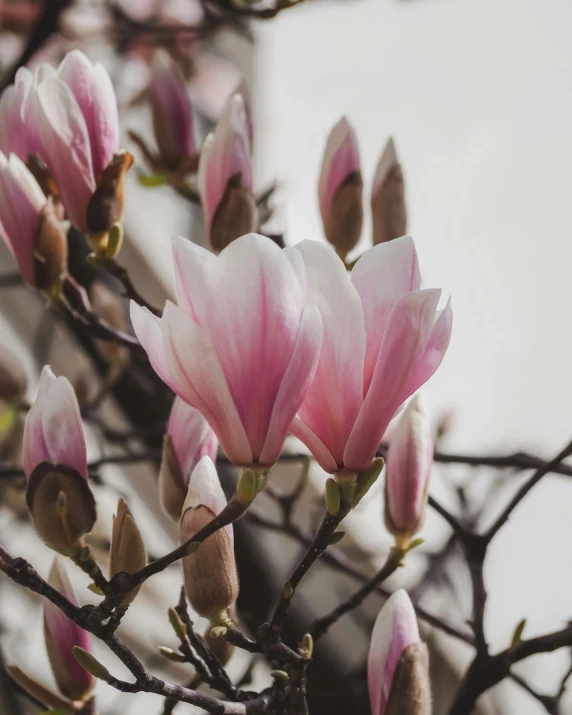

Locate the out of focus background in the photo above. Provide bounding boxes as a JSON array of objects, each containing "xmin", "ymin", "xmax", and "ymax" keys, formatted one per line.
[{"xmin": 0, "ymin": 0, "xmax": 571, "ymax": 713}]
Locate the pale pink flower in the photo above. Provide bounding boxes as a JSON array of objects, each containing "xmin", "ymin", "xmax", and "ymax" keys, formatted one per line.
[
  {"xmin": 23, "ymin": 366, "xmax": 87, "ymax": 480},
  {"xmin": 0, "ymin": 69, "xmax": 35, "ymax": 161},
  {"xmin": 148, "ymin": 51, "xmax": 195, "ymax": 170},
  {"xmin": 368, "ymin": 589, "xmax": 420, "ymax": 715},
  {"xmin": 384, "ymin": 396, "xmax": 433, "ymax": 543},
  {"xmin": 44, "ymin": 559, "xmax": 93, "ymax": 701},
  {"xmin": 24, "ymin": 50, "xmax": 119, "ymax": 232},
  {"xmin": 198, "ymin": 94, "xmax": 254, "ymax": 250},
  {"xmin": 0, "ymin": 151, "xmax": 46, "ymax": 286},
  {"xmin": 131, "ymin": 233, "xmax": 323, "ymax": 467},
  {"xmin": 290, "ymin": 236, "xmax": 452, "ymax": 473},
  {"xmin": 168, "ymin": 397, "xmax": 218, "ymax": 481},
  {"xmin": 318, "ymin": 116, "xmax": 361, "ymax": 230}
]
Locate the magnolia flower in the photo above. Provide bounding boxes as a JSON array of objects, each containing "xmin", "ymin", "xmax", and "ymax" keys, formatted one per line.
[
  {"xmin": 0, "ymin": 69, "xmax": 35, "ymax": 161},
  {"xmin": 22, "ymin": 50, "xmax": 131, "ymax": 236},
  {"xmin": 0, "ymin": 152, "xmax": 66, "ymax": 289},
  {"xmin": 148, "ymin": 51, "xmax": 196, "ymax": 171},
  {"xmin": 290, "ymin": 236, "xmax": 452, "ymax": 474},
  {"xmin": 368, "ymin": 590, "xmax": 431, "ymax": 715},
  {"xmin": 371, "ymin": 138, "xmax": 406, "ymax": 246},
  {"xmin": 180, "ymin": 456, "xmax": 238, "ymax": 618},
  {"xmin": 318, "ymin": 117, "xmax": 363, "ymax": 256},
  {"xmin": 44, "ymin": 559, "xmax": 94, "ymax": 702},
  {"xmin": 198, "ymin": 94, "xmax": 256, "ymax": 252},
  {"xmin": 159, "ymin": 397, "xmax": 218, "ymax": 521},
  {"xmin": 23, "ymin": 366, "xmax": 96, "ymax": 555},
  {"xmin": 131, "ymin": 233, "xmax": 323, "ymax": 467},
  {"xmin": 384, "ymin": 396, "xmax": 433, "ymax": 547},
  {"xmin": 109, "ymin": 498, "xmax": 147, "ymax": 605}
]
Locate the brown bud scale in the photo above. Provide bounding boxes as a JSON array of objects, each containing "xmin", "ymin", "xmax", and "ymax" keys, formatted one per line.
[
  {"xmin": 210, "ymin": 174, "xmax": 257, "ymax": 253},
  {"xmin": 324, "ymin": 171, "xmax": 363, "ymax": 256}
]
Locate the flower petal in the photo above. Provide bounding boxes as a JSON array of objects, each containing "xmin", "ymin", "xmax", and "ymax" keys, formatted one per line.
[
  {"xmin": 344, "ymin": 289, "xmax": 448, "ymax": 471},
  {"xmin": 183, "ymin": 455, "xmax": 232, "ymax": 544},
  {"xmin": 259, "ymin": 301, "xmax": 323, "ymax": 466},
  {"xmin": 168, "ymin": 397, "xmax": 218, "ymax": 483},
  {"xmin": 171, "ymin": 234, "xmax": 216, "ymax": 321},
  {"xmin": 318, "ymin": 116, "xmax": 360, "ymax": 224},
  {"xmin": 22, "ymin": 365, "xmax": 53, "ymax": 479},
  {"xmin": 289, "ymin": 417, "xmax": 338, "ymax": 474},
  {"xmin": 292, "ymin": 239, "xmax": 365, "ymax": 467},
  {"xmin": 351, "ymin": 235, "xmax": 421, "ymax": 393},
  {"xmin": 130, "ymin": 301, "xmax": 178, "ymax": 393},
  {"xmin": 161, "ymin": 301, "xmax": 252, "ymax": 466}
]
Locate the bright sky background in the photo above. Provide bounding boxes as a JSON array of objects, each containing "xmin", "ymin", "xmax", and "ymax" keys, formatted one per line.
[{"xmin": 254, "ymin": 0, "xmax": 572, "ymax": 711}]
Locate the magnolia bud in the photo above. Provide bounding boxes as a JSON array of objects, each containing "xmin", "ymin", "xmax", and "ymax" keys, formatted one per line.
[
  {"xmin": 384, "ymin": 395, "xmax": 432, "ymax": 549},
  {"xmin": 109, "ymin": 498, "xmax": 147, "ymax": 605},
  {"xmin": 180, "ymin": 456, "xmax": 238, "ymax": 619},
  {"xmin": 148, "ymin": 51, "xmax": 196, "ymax": 172},
  {"xmin": 371, "ymin": 138, "xmax": 406, "ymax": 246},
  {"xmin": 0, "ymin": 345, "xmax": 27, "ymax": 404},
  {"xmin": 45, "ymin": 559, "xmax": 94, "ymax": 701},
  {"xmin": 86, "ymin": 150, "xmax": 133, "ymax": 238},
  {"xmin": 0, "ymin": 152, "xmax": 67, "ymax": 290},
  {"xmin": 90, "ymin": 282, "xmax": 129, "ymax": 364},
  {"xmin": 318, "ymin": 117, "xmax": 363, "ymax": 257},
  {"xmin": 198, "ymin": 94, "xmax": 256, "ymax": 252},
  {"xmin": 160, "ymin": 397, "xmax": 218, "ymax": 522},
  {"xmin": 23, "ymin": 367, "xmax": 96, "ymax": 555},
  {"xmin": 368, "ymin": 589, "xmax": 431, "ymax": 715}
]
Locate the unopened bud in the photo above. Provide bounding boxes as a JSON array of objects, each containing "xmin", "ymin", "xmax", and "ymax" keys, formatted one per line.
[
  {"xmin": 159, "ymin": 646, "xmax": 187, "ymax": 663},
  {"xmin": 180, "ymin": 457, "xmax": 239, "ymax": 618},
  {"xmin": 300, "ymin": 632, "xmax": 313, "ymax": 659},
  {"xmin": 27, "ymin": 462, "xmax": 96, "ymax": 555},
  {"xmin": 209, "ymin": 174, "xmax": 257, "ymax": 253},
  {"xmin": 109, "ymin": 498, "xmax": 147, "ymax": 606},
  {"xmin": 318, "ymin": 117, "xmax": 363, "ymax": 258},
  {"xmin": 168, "ymin": 607, "xmax": 187, "ymax": 639},
  {"xmin": 86, "ymin": 151, "xmax": 133, "ymax": 239},
  {"xmin": 384, "ymin": 644, "xmax": 431, "ymax": 715},
  {"xmin": 72, "ymin": 647, "xmax": 110, "ymax": 681},
  {"xmin": 34, "ymin": 197, "xmax": 68, "ymax": 291},
  {"xmin": 371, "ymin": 138, "xmax": 406, "ymax": 246}
]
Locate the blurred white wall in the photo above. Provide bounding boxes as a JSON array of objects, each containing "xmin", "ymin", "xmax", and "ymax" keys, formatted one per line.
[{"xmin": 254, "ymin": 1, "xmax": 572, "ymax": 712}]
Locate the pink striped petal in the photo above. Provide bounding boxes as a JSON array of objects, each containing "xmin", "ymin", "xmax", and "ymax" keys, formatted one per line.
[
  {"xmin": 318, "ymin": 117, "xmax": 360, "ymax": 225},
  {"xmin": 168, "ymin": 397, "xmax": 218, "ymax": 484},
  {"xmin": 259, "ymin": 302, "xmax": 323, "ymax": 466},
  {"xmin": 344, "ymin": 290, "xmax": 450, "ymax": 471},
  {"xmin": 367, "ymin": 589, "xmax": 420, "ymax": 715},
  {"xmin": 172, "ymin": 234, "xmax": 216, "ymax": 321},
  {"xmin": 45, "ymin": 559, "xmax": 93, "ymax": 700},
  {"xmin": 292, "ymin": 239, "xmax": 365, "ymax": 467},
  {"xmin": 161, "ymin": 300, "xmax": 252, "ymax": 466},
  {"xmin": 130, "ymin": 302, "xmax": 179, "ymax": 393},
  {"xmin": 22, "ymin": 366, "xmax": 53, "ymax": 480},
  {"xmin": 351, "ymin": 236, "xmax": 421, "ymax": 393},
  {"xmin": 289, "ymin": 417, "xmax": 338, "ymax": 474}
]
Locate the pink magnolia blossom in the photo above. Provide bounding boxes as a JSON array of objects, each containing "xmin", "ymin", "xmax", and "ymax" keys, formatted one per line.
[
  {"xmin": 23, "ymin": 366, "xmax": 88, "ymax": 480},
  {"xmin": 148, "ymin": 51, "xmax": 196, "ymax": 170},
  {"xmin": 168, "ymin": 397, "xmax": 218, "ymax": 481},
  {"xmin": 368, "ymin": 589, "xmax": 420, "ymax": 715},
  {"xmin": 198, "ymin": 94, "xmax": 253, "ymax": 248},
  {"xmin": 290, "ymin": 236, "xmax": 452, "ymax": 473},
  {"xmin": 384, "ymin": 395, "xmax": 433, "ymax": 543},
  {"xmin": 44, "ymin": 558, "xmax": 93, "ymax": 701},
  {"xmin": 131, "ymin": 233, "xmax": 323, "ymax": 467},
  {"xmin": 23, "ymin": 50, "xmax": 119, "ymax": 232},
  {"xmin": 0, "ymin": 151, "xmax": 46, "ymax": 286},
  {"xmin": 318, "ymin": 116, "xmax": 361, "ymax": 229},
  {"xmin": 0, "ymin": 69, "xmax": 35, "ymax": 161}
]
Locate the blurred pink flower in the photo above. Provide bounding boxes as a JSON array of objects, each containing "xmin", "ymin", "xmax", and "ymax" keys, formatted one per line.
[
  {"xmin": 290, "ymin": 236, "xmax": 452, "ymax": 473},
  {"xmin": 368, "ymin": 589, "xmax": 420, "ymax": 715},
  {"xmin": 23, "ymin": 366, "xmax": 87, "ymax": 480},
  {"xmin": 44, "ymin": 558, "xmax": 93, "ymax": 701},
  {"xmin": 384, "ymin": 395, "xmax": 433, "ymax": 545},
  {"xmin": 131, "ymin": 233, "xmax": 323, "ymax": 467},
  {"xmin": 0, "ymin": 69, "xmax": 35, "ymax": 161}
]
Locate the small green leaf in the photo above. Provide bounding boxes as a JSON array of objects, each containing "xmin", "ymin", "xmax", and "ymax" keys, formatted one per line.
[
  {"xmin": 236, "ymin": 469, "xmax": 256, "ymax": 504},
  {"xmin": 325, "ymin": 478, "xmax": 341, "ymax": 514},
  {"xmin": 138, "ymin": 173, "xmax": 168, "ymax": 187},
  {"xmin": 282, "ymin": 580, "xmax": 294, "ymax": 599},
  {"xmin": 168, "ymin": 607, "xmax": 187, "ymax": 639},
  {"xmin": 72, "ymin": 647, "xmax": 110, "ymax": 680},
  {"xmin": 328, "ymin": 530, "xmax": 346, "ymax": 546},
  {"xmin": 406, "ymin": 538, "xmax": 424, "ymax": 552},
  {"xmin": 510, "ymin": 619, "xmax": 526, "ymax": 650},
  {"xmin": 87, "ymin": 583, "xmax": 104, "ymax": 595},
  {"xmin": 353, "ymin": 457, "xmax": 384, "ymax": 508}
]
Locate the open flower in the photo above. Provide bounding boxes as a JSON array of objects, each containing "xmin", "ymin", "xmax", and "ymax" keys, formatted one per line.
[
  {"xmin": 22, "ymin": 50, "xmax": 131, "ymax": 237},
  {"xmin": 290, "ymin": 236, "xmax": 452, "ymax": 474},
  {"xmin": 159, "ymin": 396, "xmax": 218, "ymax": 521},
  {"xmin": 368, "ymin": 590, "xmax": 431, "ymax": 715},
  {"xmin": 384, "ymin": 395, "xmax": 433, "ymax": 548},
  {"xmin": 44, "ymin": 558, "xmax": 94, "ymax": 702},
  {"xmin": 198, "ymin": 94, "xmax": 256, "ymax": 252},
  {"xmin": 131, "ymin": 233, "xmax": 323, "ymax": 467},
  {"xmin": 180, "ymin": 456, "xmax": 238, "ymax": 618},
  {"xmin": 0, "ymin": 152, "xmax": 66, "ymax": 289},
  {"xmin": 318, "ymin": 117, "xmax": 363, "ymax": 256},
  {"xmin": 23, "ymin": 366, "xmax": 96, "ymax": 555}
]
